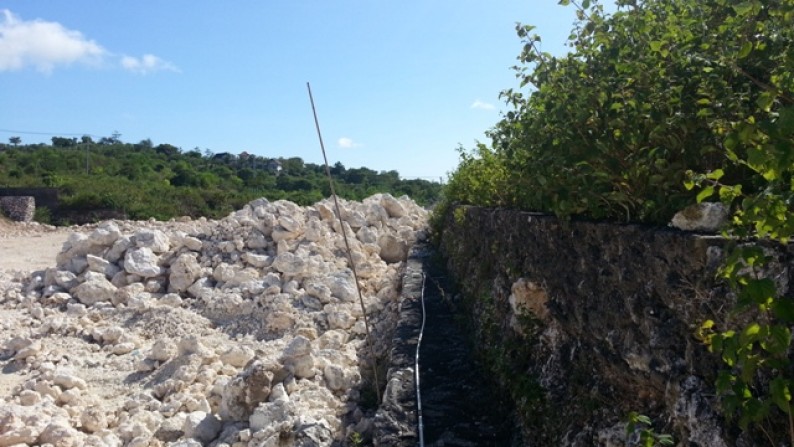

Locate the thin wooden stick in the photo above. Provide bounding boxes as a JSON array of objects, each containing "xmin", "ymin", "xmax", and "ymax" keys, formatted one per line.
[{"xmin": 306, "ymin": 82, "xmax": 381, "ymax": 404}]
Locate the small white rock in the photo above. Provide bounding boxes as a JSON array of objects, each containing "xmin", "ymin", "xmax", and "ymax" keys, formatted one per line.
[
  {"xmin": 113, "ymin": 342, "xmax": 136, "ymax": 355},
  {"xmin": 53, "ymin": 373, "xmax": 88, "ymax": 390},
  {"xmin": 18, "ymin": 389, "xmax": 41, "ymax": 406},
  {"xmin": 670, "ymin": 202, "xmax": 729, "ymax": 232}
]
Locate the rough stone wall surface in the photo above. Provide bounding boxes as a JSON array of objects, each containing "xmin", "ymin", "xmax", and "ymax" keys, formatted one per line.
[
  {"xmin": 439, "ymin": 206, "xmax": 793, "ymax": 446},
  {"xmin": 0, "ymin": 196, "xmax": 35, "ymax": 222},
  {"xmin": 373, "ymin": 246, "xmax": 424, "ymax": 447}
]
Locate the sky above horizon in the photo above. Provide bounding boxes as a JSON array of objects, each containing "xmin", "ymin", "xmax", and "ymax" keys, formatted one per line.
[{"xmin": 1, "ymin": 1, "xmax": 608, "ymax": 181}]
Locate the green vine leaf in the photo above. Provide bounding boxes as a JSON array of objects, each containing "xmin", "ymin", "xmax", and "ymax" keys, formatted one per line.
[
  {"xmin": 696, "ymin": 186, "xmax": 715, "ymax": 203},
  {"xmin": 770, "ymin": 377, "xmax": 792, "ymax": 414},
  {"xmin": 738, "ymin": 41, "xmax": 753, "ymax": 59}
]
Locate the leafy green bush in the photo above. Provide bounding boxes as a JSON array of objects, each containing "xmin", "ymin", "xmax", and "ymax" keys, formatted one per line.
[
  {"xmin": 670, "ymin": 1, "xmax": 793, "ymax": 443},
  {"xmin": 441, "ymin": 0, "xmax": 791, "ymax": 225},
  {"xmin": 33, "ymin": 206, "xmax": 53, "ymax": 225}
]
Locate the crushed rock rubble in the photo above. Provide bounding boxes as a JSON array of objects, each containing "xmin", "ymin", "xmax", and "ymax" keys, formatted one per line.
[{"xmin": 0, "ymin": 194, "xmax": 427, "ymax": 447}]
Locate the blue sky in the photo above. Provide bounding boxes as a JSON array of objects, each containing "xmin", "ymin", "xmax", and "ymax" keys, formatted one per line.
[{"xmin": 1, "ymin": 1, "xmax": 602, "ymax": 181}]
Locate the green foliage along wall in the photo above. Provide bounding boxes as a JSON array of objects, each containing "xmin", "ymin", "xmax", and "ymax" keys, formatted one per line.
[{"xmin": 441, "ymin": 0, "xmax": 793, "ymax": 226}]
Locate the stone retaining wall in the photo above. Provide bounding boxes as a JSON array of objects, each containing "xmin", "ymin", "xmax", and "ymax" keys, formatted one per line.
[
  {"xmin": 0, "ymin": 196, "xmax": 35, "ymax": 222},
  {"xmin": 439, "ymin": 205, "xmax": 793, "ymax": 446}
]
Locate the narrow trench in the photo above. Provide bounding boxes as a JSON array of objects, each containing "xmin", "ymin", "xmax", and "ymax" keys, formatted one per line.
[{"xmin": 417, "ymin": 260, "xmax": 514, "ymax": 446}]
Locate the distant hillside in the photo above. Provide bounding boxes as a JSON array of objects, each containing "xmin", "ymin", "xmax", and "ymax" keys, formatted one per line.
[{"xmin": 0, "ymin": 139, "xmax": 441, "ymax": 224}]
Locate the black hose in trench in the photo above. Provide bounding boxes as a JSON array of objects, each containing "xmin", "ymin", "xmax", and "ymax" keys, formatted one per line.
[{"xmin": 415, "ymin": 273, "xmax": 427, "ymax": 447}]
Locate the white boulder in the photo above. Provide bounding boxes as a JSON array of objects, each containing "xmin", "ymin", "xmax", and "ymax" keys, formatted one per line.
[
  {"xmin": 124, "ymin": 247, "xmax": 163, "ymax": 278},
  {"xmin": 169, "ymin": 253, "xmax": 202, "ymax": 293},
  {"xmin": 72, "ymin": 272, "xmax": 117, "ymax": 305},
  {"xmin": 134, "ymin": 229, "xmax": 170, "ymax": 253},
  {"xmin": 380, "ymin": 194, "xmax": 407, "ymax": 218},
  {"xmin": 377, "ymin": 234, "xmax": 408, "ymax": 264}
]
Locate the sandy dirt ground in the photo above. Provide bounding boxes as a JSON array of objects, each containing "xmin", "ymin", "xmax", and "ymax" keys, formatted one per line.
[
  {"xmin": 0, "ymin": 217, "xmax": 72, "ymax": 398},
  {"xmin": 0, "ymin": 231, "xmax": 70, "ymax": 273},
  {"xmin": 0, "ymin": 217, "xmax": 89, "ymax": 274}
]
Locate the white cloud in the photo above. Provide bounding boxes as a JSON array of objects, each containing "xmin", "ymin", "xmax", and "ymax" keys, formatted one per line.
[
  {"xmin": 0, "ymin": 9, "xmax": 178, "ymax": 75},
  {"xmin": 470, "ymin": 99, "xmax": 495, "ymax": 110},
  {"xmin": 0, "ymin": 9, "xmax": 105, "ymax": 73},
  {"xmin": 338, "ymin": 137, "xmax": 362, "ymax": 149},
  {"xmin": 121, "ymin": 54, "xmax": 179, "ymax": 75}
]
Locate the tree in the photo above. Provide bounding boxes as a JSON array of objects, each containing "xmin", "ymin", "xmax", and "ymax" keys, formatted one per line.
[
  {"xmin": 280, "ymin": 157, "xmax": 305, "ymax": 174},
  {"xmin": 237, "ymin": 168, "xmax": 256, "ymax": 184},
  {"xmin": 81, "ymin": 135, "xmax": 93, "ymax": 145},
  {"xmin": 380, "ymin": 170, "xmax": 400, "ymax": 185},
  {"xmin": 9, "ymin": 136, "xmax": 21, "ymax": 147},
  {"xmin": 52, "ymin": 136, "xmax": 77, "ymax": 148},
  {"xmin": 345, "ymin": 167, "xmax": 376, "ymax": 184},
  {"xmin": 170, "ymin": 160, "xmax": 201, "ymax": 187},
  {"xmin": 154, "ymin": 143, "xmax": 180, "ymax": 157},
  {"xmin": 330, "ymin": 161, "xmax": 346, "ymax": 176},
  {"xmin": 137, "ymin": 138, "xmax": 154, "ymax": 150},
  {"xmin": 185, "ymin": 148, "xmax": 203, "ymax": 159},
  {"xmin": 277, "ymin": 175, "xmax": 314, "ymax": 192}
]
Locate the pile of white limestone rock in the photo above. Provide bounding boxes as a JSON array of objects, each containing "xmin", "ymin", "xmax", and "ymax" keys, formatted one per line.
[{"xmin": 0, "ymin": 194, "xmax": 427, "ymax": 447}]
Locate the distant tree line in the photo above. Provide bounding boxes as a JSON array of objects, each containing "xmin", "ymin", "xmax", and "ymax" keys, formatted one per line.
[{"xmin": 0, "ymin": 137, "xmax": 440, "ymax": 224}]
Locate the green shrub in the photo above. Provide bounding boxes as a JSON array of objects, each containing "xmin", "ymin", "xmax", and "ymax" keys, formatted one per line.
[
  {"xmin": 33, "ymin": 206, "xmax": 53, "ymax": 225},
  {"xmin": 442, "ymin": 0, "xmax": 791, "ymax": 225}
]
